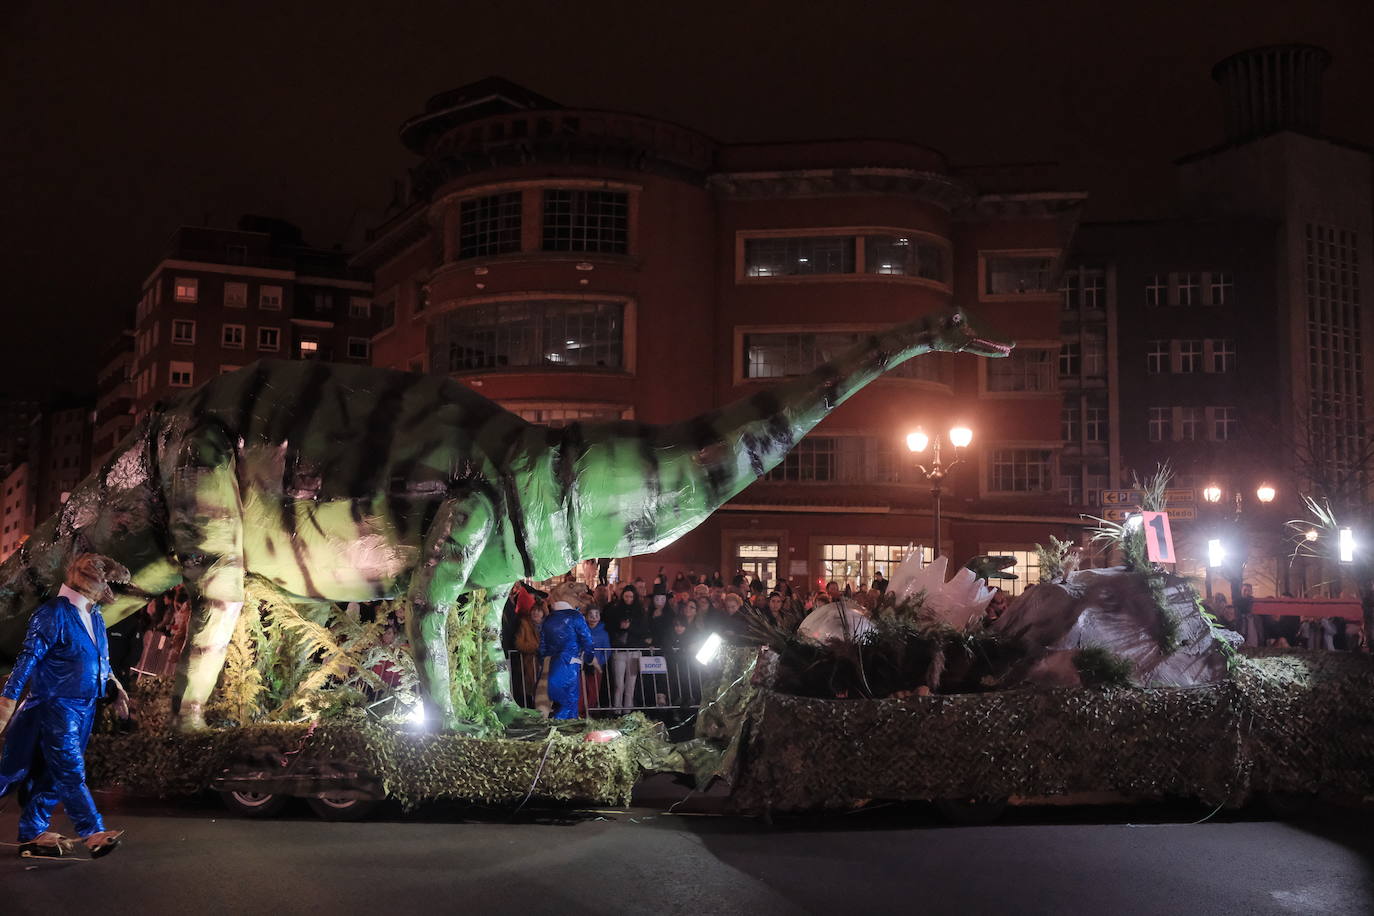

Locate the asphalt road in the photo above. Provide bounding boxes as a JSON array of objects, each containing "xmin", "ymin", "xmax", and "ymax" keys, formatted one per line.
[{"xmin": 2, "ymin": 789, "xmax": 1371, "ymax": 915}]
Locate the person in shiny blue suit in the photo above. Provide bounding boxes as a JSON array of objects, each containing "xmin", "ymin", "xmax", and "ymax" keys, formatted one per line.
[
  {"xmin": 538, "ymin": 586, "xmax": 600, "ymax": 720},
  {"xmin": 0, "ymin": 554, "xmax": 130, "ymax": 857}
]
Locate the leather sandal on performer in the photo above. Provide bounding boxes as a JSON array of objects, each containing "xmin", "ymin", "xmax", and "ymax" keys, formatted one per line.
[
  {"xmin": 82, "ymin": 829, "xmax": 124, "ymax": 858},
  {"xmin": 18, "ymin": 832, "xmax": 76, "ymax": 858}
]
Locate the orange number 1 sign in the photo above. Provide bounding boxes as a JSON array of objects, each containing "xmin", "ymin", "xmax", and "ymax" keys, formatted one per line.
[{"xmin": 1141, "ymin": 511, "xmax": 1175, "ymax": 563}]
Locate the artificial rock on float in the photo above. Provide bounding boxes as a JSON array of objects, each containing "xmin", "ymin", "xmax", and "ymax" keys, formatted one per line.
[{"xmin": 0, "ymin": 308, "xmax": 1012, "ymax": 734}]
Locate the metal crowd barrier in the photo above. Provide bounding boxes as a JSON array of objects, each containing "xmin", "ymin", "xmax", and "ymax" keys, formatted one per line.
[{"xmin": 506, "ymin": 646, "xmax": 708, "ymax": 715}]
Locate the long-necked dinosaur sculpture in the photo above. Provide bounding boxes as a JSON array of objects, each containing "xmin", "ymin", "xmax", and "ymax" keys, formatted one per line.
[{"xmin": 0, "ymin": 308, "xmax": 1010, "ymax": 731}]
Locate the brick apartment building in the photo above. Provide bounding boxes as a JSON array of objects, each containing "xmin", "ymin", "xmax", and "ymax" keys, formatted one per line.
[
  {"xmin": 32, "ymin": 400, "xmax": 93, "ymax": 523},
  {"xmin": 0, "ymin": 462, "xmax": 34, "ymax": 560},
  {"xmin": 91, "ymin": 330, "xmax": 136, "ymax": 473},
  {"xmin": 354, "ymin": 78, "xmax": 1087, "ymax": 593},
  {"xmin": 1063, "ymin": 45, "xmax": 1374, "ymax": 597},
  {"xmin": 130, "ymin": 216, "xmax": 376, "ymax": 415}
]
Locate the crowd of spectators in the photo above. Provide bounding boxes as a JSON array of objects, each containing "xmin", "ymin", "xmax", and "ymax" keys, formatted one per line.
[
  {"xmin": 1202, "ymin": 583, "xmax": 1369, "ymax": 651},
  {"xmin": 500, "ymin": 567, "xmax": 896, "ymax": 717}
]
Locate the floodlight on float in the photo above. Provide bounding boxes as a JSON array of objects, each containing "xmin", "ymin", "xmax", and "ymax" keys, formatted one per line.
[
  {"xmin": 1203, "ymin": 484, "xmax": 1223, "ymax": 504},
  {"xmin": 1340, "ymin": 527, "xmax": 1355, "ymax": 563},
  {"xmin": 695, "ymin": 632, "xmax": 723, "ymax": 665},
  {"xmin": 1305, "ymin": 529, "xmax": 1320, "ymax": 542},
  {"xmin": 906, "ymin": 429, "xmax": 929, "ymax": 453},
  {"xmin": 948, "ymin": 426, "xmax": 974, "ymax": 449},
  {"xmin": 1256, "ymin": 484, "xmax": 1276, "ymax": 504},
  {"xmin": 1208, "ymin": 539, "xmax": 1226, "ymax": 568},
  {"xmin": 408, "ymin": 703, "xmax": 426, "ymax": 726}
]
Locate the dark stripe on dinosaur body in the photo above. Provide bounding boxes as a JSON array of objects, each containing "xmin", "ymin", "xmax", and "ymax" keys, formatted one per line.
[
  {"xmin": 494, "ymin": 426, "xmax": 535, "ymax": 579},
  {"xmin": 350, "ymin": 372, "xmax": 421, "ymax": 502}
]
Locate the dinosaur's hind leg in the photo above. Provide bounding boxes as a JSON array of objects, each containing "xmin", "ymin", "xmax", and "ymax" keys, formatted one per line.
[
  {"xmin": 166, "ymin": 424, "xmax": 245, "ymax": 732},
  {"xmin": 406, "ymin": 494, "xmax": 494, "ymax": 732}
]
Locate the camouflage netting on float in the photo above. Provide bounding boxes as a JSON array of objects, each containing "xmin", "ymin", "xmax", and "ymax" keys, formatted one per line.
[
  {"xmin": 720, "ymin": 649, "xmax": 1374, "ymax": 813},
  {"xmin": 87, "ymin": 679, "xmax": 674, "ymax": 808}
]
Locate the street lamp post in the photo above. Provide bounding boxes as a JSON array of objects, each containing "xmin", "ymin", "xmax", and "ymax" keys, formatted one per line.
[
  {"xmin": 906, "ymin": 426, "xmax": 973, "ymax": 559},
  {"xmin": 1202, "ymin": 480, "xmax": 1276, "ymax": 604}
]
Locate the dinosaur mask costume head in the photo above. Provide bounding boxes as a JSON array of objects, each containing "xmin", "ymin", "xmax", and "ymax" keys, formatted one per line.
[{"xmin": 64, "ymin": 554, "xmax": 130, "ymax": 606}]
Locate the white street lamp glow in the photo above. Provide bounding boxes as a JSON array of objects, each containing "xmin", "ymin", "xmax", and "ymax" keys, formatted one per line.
[
  {"xmin": 1203, "ymin": 485, "xmax": 1223, "ymax": 504},
  {"xmin": 906, "ymin": 430, "xmax": 929, "ymax": 453},
  {"xmin": 1208, "ymin": 538, "xmax": 1226, "ymax": 568},
  {"xmin": 695, "ymin": 632, "xmax": 723, "ymax": 665},
  {"xmin": 1340, "ymin": 527, "xmax": 1355, "ymax": 563},
  {"xmin": 1256, "ymin": 484, "xmax": 1276, "ymax": 503},
  {"xmin": 948, "ymin": 426, "xmax": 973, "ymax": 449},
  {"xmin": 1305, "ymin": 528, "xmax": 1319, "ymax": 541}
]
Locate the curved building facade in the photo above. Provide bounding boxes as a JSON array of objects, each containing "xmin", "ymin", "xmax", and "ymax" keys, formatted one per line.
[{"xmin": 355, "ymin": 79, "xmax": 1087, "ymax": 593}]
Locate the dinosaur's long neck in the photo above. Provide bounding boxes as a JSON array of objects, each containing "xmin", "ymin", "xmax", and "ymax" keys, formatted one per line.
[{"xmin": 567, "ymin": 314, "xmax": 946, "ymax": 562}]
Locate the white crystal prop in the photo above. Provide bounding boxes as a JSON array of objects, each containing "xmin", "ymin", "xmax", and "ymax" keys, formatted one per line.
[
  {"xmin": 798, "ymin": 599, "xmax": 874, "ymax": 643},
  {"xmin": 887, "ymin": 553, "xmax": 995, "ymax": 631}
]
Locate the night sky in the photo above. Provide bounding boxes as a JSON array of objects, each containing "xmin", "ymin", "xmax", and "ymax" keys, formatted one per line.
[{"xmin": 3, "ymin": 0, "xmax": 1370, "ymax": 398}]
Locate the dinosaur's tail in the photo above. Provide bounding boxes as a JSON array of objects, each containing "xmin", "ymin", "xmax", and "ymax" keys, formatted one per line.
[{"xmin": 0, "ymin": 412, "xmax": 182, "ymax": 659}]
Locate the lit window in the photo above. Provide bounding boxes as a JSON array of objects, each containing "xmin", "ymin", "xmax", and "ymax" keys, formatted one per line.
[
  {"xmin": 459, "ymin": 192, "xmax": 523, "ymax": 259},
  {"xmin": 744, "ymin": 236, "xmax": 856, "ymax": 277},
  {"xmin": 259, "ymin": 286, "xmax": 283, "ymax": 310},
  {"xmin": 1176, "ymin": 272, "xmax": 1199, "ymax": 307},
  {"xmin": 442, "ymin": 300, "xmax": 624, "ymax": 372},
  {"xmin": 224, "ymin": 282, "xmax": 248, "ymax": 308},
  {"xmin": 1148, "ymin": 407, "xmax": 1171, "ymax": 442},
  {"xmin": 983, "ymin": 547, "xmax": 1041, "ymax": 596},
  {"xmin": 221, "ymin": 324, "xmax": 245, "ymax": 349},
  {"xmin": 819, "ymin": 543, "xmax": 930, "ymax": 593},
  {"xmin": 169, "ymin": 361, "xmax": 194, "ymax": 388},
  {"xmin": 1145, "ymin": 274, "xmax": 1167, "ymax": 307},
  {"xmin": 171, "ymin": 319, "xmax": 196, "ymax": 344},
  {"xmin": 174, "ymin": 278, "xmax": 198, "ymax": 303},
  {"xmin": 257, "ymin": 328, "xmax": 280, "ymax": 352},
  {"xmin": 986, "ymin": 349, "xmax": 1054, "ymax": 392},
  {"xmin": 1212, "ymin": 406, "xmax": 1238, "ymax": 441},
  {"xmin": 742, "ymin": 331, "xmax": 943, "ymax": 383},
  {"xmin": 1177, "ymin": 340, "xmax": 1203, "ymax": 373},
  {"xmin": 298, "ymin": 339, "xmax": 320, "ymax": 359},
  {"xmin": 347, "ymin": 337, "xmax": 370, "ymax": 360},
  {"xmin": 987, "ymin": 448, "xmax": 1055, "ymax": 493},
  {"xmin": 542, "ymin": 189, "xmax": 629, "ymax": 254},
  {"xmin": 1209, "ymin": 339, "xmax": 1236, "ymax": 373},
  {"xmin": 983, "ymin": 255, "xmax": 1056, "ymax": 295},
  {"xmin": 348, "ymin": 297, "xmax": 371, "ymax": 319},
  {"xmin": 863, "ymin": 235, "xmax": 946, "ymax": 282},
  {"xmin": 1179, "ymin": 406, "xmax": 1204, "ymax": 441},
  {"xmin": 1146, "ymin": 340, "xmax": 1169, "ymax": 374}
]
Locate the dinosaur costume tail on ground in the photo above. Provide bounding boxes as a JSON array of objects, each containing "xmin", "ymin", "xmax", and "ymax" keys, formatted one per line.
[{"xmin": 0, "ymin": 308, "xmax": 1010, "ymax": 731}]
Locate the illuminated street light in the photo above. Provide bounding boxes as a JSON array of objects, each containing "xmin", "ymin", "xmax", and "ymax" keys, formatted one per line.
[
  {"xmin": 1305, "ymin": 528, "xmax": 1319, "ymax": 542},
  {"xmin": 1255, "ymin": 484, "xmax": 1276, "ymax": 503},
  {"xmin": 1203, "ymin": 484, "xmax": 1223, "ymax": 504},
  {"xmin": 1208, "ymin": 538, "xmax": 1226, "ymax": 568},
  {"xmin": 1340, "ymin": 527, "xmax": 1355, "ymax": 563},
  {"xmin": 906, "ymin": 426, "xmax": 974, "ymax": 559}
]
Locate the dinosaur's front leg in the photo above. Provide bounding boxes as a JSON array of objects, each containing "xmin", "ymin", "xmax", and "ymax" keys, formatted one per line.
[
  {"xmin": 167, "ymin": 426, "xmax": 245, "ymax": 733},
  {"xmin": 406, "ymin": 495, "xmax": 494, "ymax": 733}
]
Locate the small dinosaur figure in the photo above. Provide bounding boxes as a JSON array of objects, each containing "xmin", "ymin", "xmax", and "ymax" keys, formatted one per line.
[{"xmin": 0, "ymin": 308, "xmax": 1010, "ymax": 731}]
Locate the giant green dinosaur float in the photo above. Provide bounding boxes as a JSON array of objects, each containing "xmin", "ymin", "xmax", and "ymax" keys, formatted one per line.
[{"xmin": 0, "ymin": 308, "xmax": 1010, "ymax": 732}]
